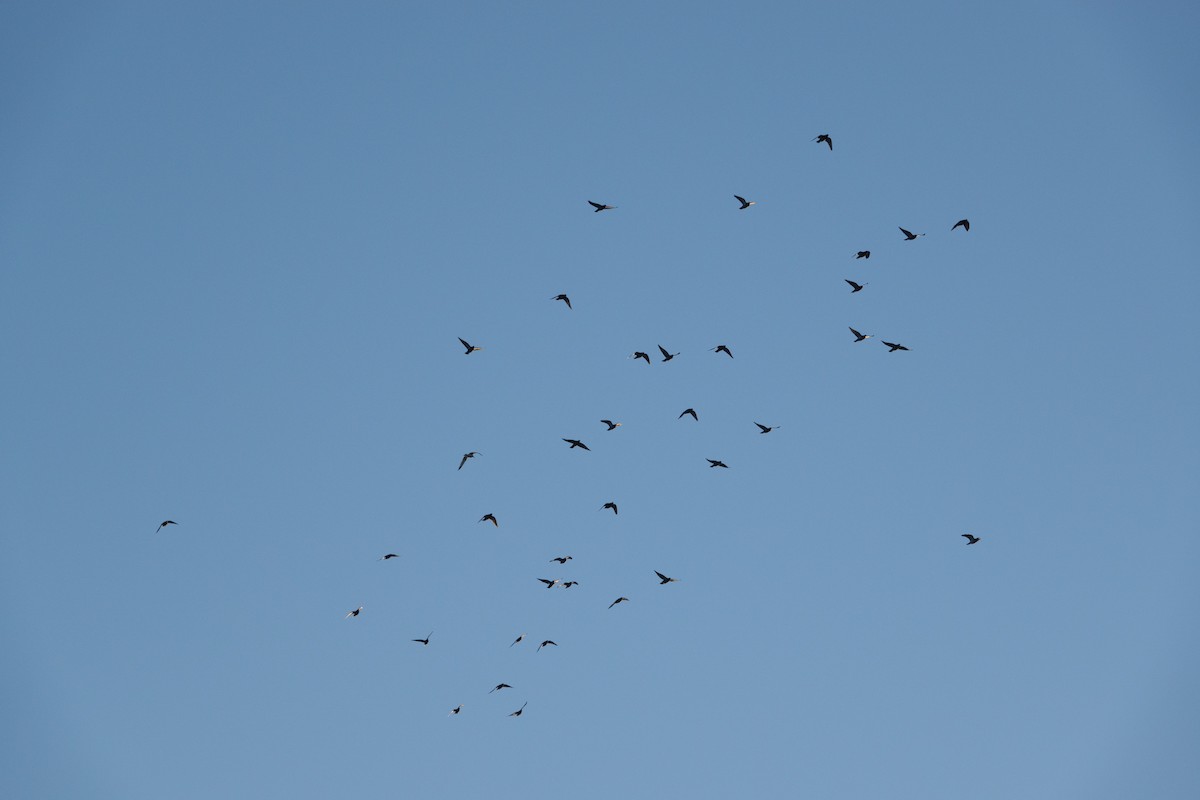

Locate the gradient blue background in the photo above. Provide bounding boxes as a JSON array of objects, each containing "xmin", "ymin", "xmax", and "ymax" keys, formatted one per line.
[{"xmin": 3, "ymin": 2, "xmax": 1198, "ymax": 798}]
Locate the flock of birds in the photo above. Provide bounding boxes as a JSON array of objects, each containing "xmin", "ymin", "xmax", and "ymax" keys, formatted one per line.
[{"xmin": 154, "ymin": 134, "xmax": 984, "ymax": 719}]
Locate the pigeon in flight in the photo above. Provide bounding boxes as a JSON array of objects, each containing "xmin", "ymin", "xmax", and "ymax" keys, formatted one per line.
[
  {"xmin": 509, "ymin": 702, "xmax": 528, "ymax": 717},
  {"xmin": 458, "ymin": 337, "xmax": 483, "ymax": 354},
  {"xmin": 412, "ymin": 632, "xmax": 432, "ymax": 646},
  {"xmin": 711, "ymin": 344, "xmax": 733, "ymax": 358},
  {"xmin": 155, "ymin": 520, "xmax": 177, "ymax": 533},
  {"xmin": 479, "ymin": 513, "xmax": 498, "ymax": 527},
  {"xmin": 855, "ymin": 251, "xmax": 871, "ymax": 259},
  {"xmin": 734, "ymin": 195, "xmax": 755, "ymax": 210},
  {"xmin": 538, "ymin": 578, "xmax": 562, "ymax": 589},
  {"xmin": 563, "ymin": 438, "xmax": 591, "ymax": 451},
  {"xmin": 679, "ymin": 408, "xmax": 698, "ymax": 421},
  {"xmin": 814, "ymin": 134, "xmax": 833, "ymax": 150},
  {"xmin": 952, "ymin": 219, "xmax": 970, "ymax": 232},
  {"xmin": 754, "ymin": 422, "xmax": 778, "ymax": 434},
  {"xmin": 845, "ymin": 280, "xmax": 866, "ymax": 293},
  {"xmin": 849, "ymin": 327, "xmax": 872, "ymax": 343},
  {"xmin": 899, "ymin": 227, "xmax": 924, "ymax": 241},
  {"xmin": 550, "ymin": 555, "xmax": 573, "ymax": 564},
  {"xmin": 631, "ymin": 351, "xmax": 651, "ymax": 364},
  {"xmin": 655, "ymin": 571, "xmax": 678, "ymax": 585},
  {"xmin": 552, "ymin": 294, "xmax": 572, "ymax": 309},
  {"xmin": 458, "ymin": 451, "xmax": 480, "ymax": 470},
  {"xmin": 608, "ymin": 596, "xmax": 630, "ymax": 609},
  {"xmin": 602, "ymin": 502, "xmax": 618, "ymax": 515},
  {"xmin": 510, "ymin": 634, "xmax": 525, "ymax": 647},
  {"xmin": 345, "ymin": 606, "xmax": 363, "ymax": 619},
  {"xmin": 489, "ymin": 683, "xmax": 512, "ymax": 693},
  {"xmin": 707, "ymin": 459, "xmax": 729, "ymax": 468},
  {"xmin": 537, "ymin": 640, "xmax": 557, "ymax": 652},
  {"xmin": 962, "ymin": 534, "xmax": 981, "ymax": 545},
  {"xmin": 588, "ymin": 201, "xmax": 615, "ymax": 212},
  {"xmin": 601, "ymin": 419, "xmax": 622, "ymax": 430},
  {"xmin": 658, "ymin": 344, "xmax": 679, "ymax": 362},
  {"xmin": 882, "ymin": 341, "xmax": 910, "ymax": 352},
  {"xmin": 379, "ymin": 553, "xmax": 400, "ymax": 560}
]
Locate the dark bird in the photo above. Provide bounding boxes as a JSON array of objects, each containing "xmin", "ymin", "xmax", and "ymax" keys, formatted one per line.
[
  {"xmin": 510, "ymin": 634, "xmax": 525, "ymax": 647},
  {"xmin": 458, "ymin": 451, "xmax": 480, "ymax": 470},
  {"xmin": 734, "ymin": 195, "xmax": 755, "ymax": 210},
  {"xmin": 379, "ymin": 553, "xmax": 400, "ymax": 560},
  {"xmin": 962, "ymin": 534, "xmax": 981, "ymax": 545},
  {"xmin": 855, "ymin": 250, "xmax": 871, "ymax": 259},
  {"xmin": 551, "ymin": 555, "xmax": 573, "ymax": 564},
  {"xmin": 450, "ymin": 705, "xmax": 463, "ymax": 715},
  {"xmin": 345, "ymin": 606, "xmax": 363, "ymax": 619},
  {"xmin": 655, "ymin": 570, "xmax": 678, "ymax": 585},
  {"xmin": 458, "ymin": 337, "xmax": 483, "ymax": 354},
  {"xmin": 509, "ymin": 702, "xmax": 528, "ymax": 717},
  {"xmin": 814, "ymin": 134, "xmax": 833, "ymax": 150},
  {"xmin": 754, "ymin": 422, "xmax": 778, "ymax": 434},
  {"xmin": 155, "ymin": 520, "xmax": 177, "ymax": 533},
  {"xmin": 602, "ymin": 502, "xmax": 618, "ymax": 515},
  {"xmin": 601, "ymin": 419, "xmax": 622, "ymax": 430},
  {"xmin": 552, "ymin": 294, "xmax": 572, "ymax": 309},
  {"xmin": 537, "ymin": 640, "xmax": 557, "ymax": 652},
  {"xmin": 679, "ymin": 408, "xmax": 698, "ymax": 421},
  {"xmin": 849, "ymin": 327, "xmax": 873, "ymax": 342},
  {"xmin": 563, "ymin": 438, "xmax": 591, "ymax": 451},
  {"xmin": 479, "ymin": 513, "xmax": 498, "ymax": 527},
  {"xmin": 588, "ymin": 200, "xmax": 615, "ymax": 212},
  {"xmin": 707, "ymin": 459, "xmax": 729, "ymax": 468},
  {"xmin": 538, "ymin": 578, "xmax": 562, "ymax": 589},
  {"xmin": 845, "ymin": 279, "xmax": 866, "ymax": 293},
  {"xmin": 899, "ymin": 227, "xmax": 924, "ymax": 241},
  {"xmin": 658, "ymin": 344, "xmax": 679, "ymax": 362},
  {"xmin": 711, "ymin": 344, "xmax": 733, "ymax": 358},
  {"xmin": 562, "ymin": 581, "xmax": 580, "ymax": 588},
  {"xmin": 489, "ymin": 684, "xmax": 512, "ymax": 693},
  {"xmin": 608, "ymin": 596, "xmax": 629, "ymax": 609},
  {"xmin": 631, "ymin": 351, "xmax": 651, "ymax": 364},
  {"xmin": 952, "ymin": 219, "xmax": 970, "ymax": 232},
  {"xmin": 882, "ymin": 341, "xmax": 910, "ymax": 352},
  {"xmin": 412, "ymin": 632, "xmax": 432, "ymax": 646}
]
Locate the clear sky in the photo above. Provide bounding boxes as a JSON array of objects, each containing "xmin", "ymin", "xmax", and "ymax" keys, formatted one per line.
[{"xmin": 2, "ymin": 2, "xmax": 1198, "ymax": 798}]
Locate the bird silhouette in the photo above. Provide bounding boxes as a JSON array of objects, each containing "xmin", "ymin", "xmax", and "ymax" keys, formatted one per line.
[
  {"xmin": 155, "ymin": 520, "xmax": 177, "ymax": 533},
  {"xmin": 845, "ymin": 279, "xmax": 866, "ymax": 293},
  {"xmin": 608, "ymin": 596, "xmax": 629, "ymax": 609},
  {"xmin": 899, "ymin": 227, "xmax": 924, "ymax": 241},
  {"xmin": 814, "ymin": 134, "xmax": 833, "ymax": 150},
  {"xmin": 849, "ymin": 327, "xmax": 873, "ymax": 342},
  {"xmin": 679, "ymin": 408, "xmax": 698, "ymax": 421},
  {"xmin": 952, "ymin": 219, "xmax": 970, "ymax": 232},
  {"xmin": 458, "ymin": 451, "xmax": 480, "ymax": 470},
  {"xmin": 563, "ymin": 438, "xmax": 591, "ymax": 451},
  {"xmin": 562, "ymin": 581, "xmax": 580, "ymax": 588},
  {"xmin": 550, "ymin": 556, "xmax": 573, "ymax": 564},
  {"xmin": 458, "ymin": 337, "xmax": 483, "ymax": 354},
  {"xmin": 588, "ymin": 200, "xmax": 615, "ymax": 212},
  {"xmin": 754, "ymin": 422, "xmax": 778, "ymax": 434},
  {"xmin": 552, "ymin": 294, "xmax": 572, "ymax": 309},
  {"xmin": 509, "ymin": 702, "xmax": 528, "ymax": 717},
  {"xmin": 489, "ymin": 683, "xmax": 512, "ymax": 693},
  {"xmin": 537, "ymin": 640, "xmax": 557, "ymax": 652},
  {"xmin": 602, "ymin": 502, "xmax": 618, "ymax": 515},
  {"xmin": 655, "ymin": 571, "xmax": 678, "ymax": 585},
  {"xmin": 601, "ymin": 419, "xmax": 622, "ymax": 430},
  {"xmin": 450, "ymin": 705, "xmax": 463, "ymax": 715},
  {"xmin": 855, "ymin": 250, "xmax": 871, "ymax": 259},
  {"xmin": 479, "ymin": 513, "xmax": 498, "ymax": 527},
  {"xmin": 882, "ymin": 341, "xmax": 910, "ymax": 352},
  {"xmin": 962, "ymin": 534, "xmax": 981, "ymax": 545},
  {"xmin": 658, "ymin": 344, "xmax": 679, "ymax": 362},
  {"xmin": 631, "ymin": 351, "xmax": 651, "ymax": 364},
  {"xmin": 345, "ymin": 606, "xmax": 363, "ymax": 619},
  {"xmin": 412, "ymin": 632, "xmax": 432, "ymax": 645},
  {"xmin": 538, "ymin": 578, "xmax": 562, "ymax": 589},
  {"xmin": 379, "ymin": 553, "xmax": 400, "ymax": 560},
  {"xmin": 707, "ymin": 459, "xmax": 729, "ymax": 468},
  {"xmin": 734, "ymin": 195, "xmax": 755, "ymax": 210},
  {"xmin": 510, "ymin": 634, "xmax": 525, "ymax": 647},
  {"xmin": 711, "ymin": 344, "xmax": 733, "ymax": 358}
]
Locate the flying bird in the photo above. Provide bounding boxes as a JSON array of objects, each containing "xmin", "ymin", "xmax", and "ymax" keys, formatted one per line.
[
  {"xmin": 655, "ymin": 571, "xmax": 678, "ymax": 585},
  {"xmin": 479, "ymin": 513, "xmax": 498, "ymax": 527},
  {"xmin": 489, "ymin": 684, "xmax": 512, "ymax": 693},
  {"xmin": 458, "ymin": 451, "xmax": 480, "ymax": 470},
  {"xmin": 952, "ymin": 219, "xmax": 970, "ymax": 232},
  {"xmin": 601, "ymin": 419, "xmax": 622, "ymax": 430},
  {"xmin": 899, "ymin": 227, "xmax": 924, "ymax": 241},
  {"xmin": 379, "ymin": 553, "xmax": 400, "ymax": 560},
  {"xmin": 562, "ymin": 581, "xmax": 580, "ymax": 588},
  {"xmin": 707, "ymin": 459, "xmax": 729, "ymax": 468},
  {"xmin": 814, "ymin": 134, "xmax": 833, "ymax": 150},
  {"xmin": 155, "ymin": 520, "xmax": 177, "ymax": 533},
  {"xmin": 734, "ymin": 195, "xmax": 755, "ymax": 210},
  {"xmin": 458, "ymin": 337, "xmax": 483, "ymax": 354},
  {"xmin": 345, "ymin": 606, "xmax": 363, "ymax": 619},
  {"xmin": 845, "ymin": 280, "xmax": 866, "ymax": 293},
  {"xmin": 550, "ymin": 555, "xmax": 573, "ymax": 564},
  {"xmin": 552, "ymin": 294, "xmax": 572, "ymax": 309},
  {"xmin": 450, "ymin": 705, "xmax": 463, "ymax": 715},
  {"xmin": 882, "ymin": 341, "xmax": 910, "ymax": 352},
  {"xmin": 510, "ymin": 634, "xmax": 525, "ymax": 647},
  {"xmin": 855, "ymin": 251, "xmax": 871, "ymax": 259},
  {"xmin": 537, "ymin": 640, "xmax": 557, "ymax": 652},
  {"xmin": 711, "ymin": 344, "xmax": 733, "ymax": 358},
  {"xmin": 678, "ymin": 408, "xmax": 698, "ymax": 421},
  {"xmin": 588, "ymin": 200, "xmax": 615, "ymax": 212},
  {"xmin": 962, "ymin": 534, "xmax": 981, "ymax": 545},
  {"xmin": 754, "ymin": 422, "xmax": 778, "ymax": 434},
  {"xmin": 849, "ymin": 327, "xmax": 872, "ymax": 342},
  {"xmin": 631, "ymin": 351, "xmax": 651, "ymax": 364},
  {"xmin": 509, "ymin": 702, "xmax": 528, "ymax": 717},
  {"xmin": 608, "ymin": 596, "xmax": 629, "ymax": 609},
  {"xmin": 563, "ymin": 438, "xmax": 591, "ymax": 450},
  {"xmin": 601, "ymin": 502, "xmax": 618, "ymax": 515},
  {"xmin": 538, "ymin": 578, "xmax": 562, "ymax": 589},
  {"xmin": 412, "ymin": 632, "xmax": 432, "ymax": 646},
  {"xmin": 658, "ymin": 344, "xmax": 679, "ymax": 362}
]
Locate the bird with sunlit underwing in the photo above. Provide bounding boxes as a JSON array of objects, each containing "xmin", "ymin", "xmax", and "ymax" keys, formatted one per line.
[{"xmin": 345, "ymin": 606, "xmax": 363, "ymax": 619}]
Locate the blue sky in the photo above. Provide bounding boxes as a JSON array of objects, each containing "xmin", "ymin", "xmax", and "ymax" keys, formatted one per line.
[{"xmin": 2, "ymin": 2, "xmax": 1198, "ymax": 798}]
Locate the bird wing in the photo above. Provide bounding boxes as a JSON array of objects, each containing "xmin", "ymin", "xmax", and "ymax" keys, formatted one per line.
[
  {"xmin": 755, "ymin": 423, "xmax": 769, "ymax": 432},
  {"xmin": 655, "ymin": 571, "xmax": 669, "ymax": 582},
  {"xmin": 588, "ymin": 201, "xmax": 603, "ymax": 210},
  {"xmin": 899, "ymin": 227, "xmax": 913, "ymax": 237},
  {"xmin": 849, "ymin": 327, "xmax": 863, "ymax": 338},
  {"xmin": 658, "ymin": 345, "xmax": 670, "ymax": 358}
]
